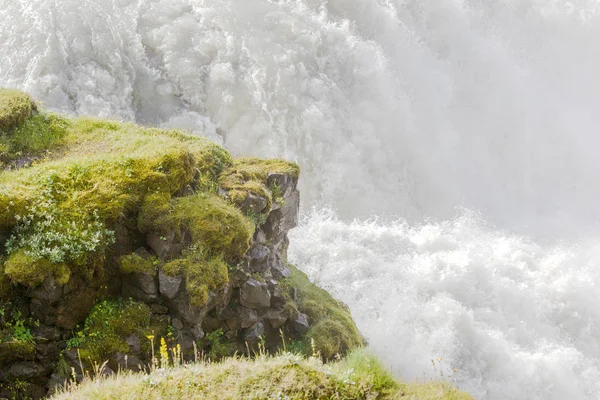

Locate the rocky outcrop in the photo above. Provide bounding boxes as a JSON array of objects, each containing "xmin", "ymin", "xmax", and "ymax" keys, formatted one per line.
[{"xmin": 0, "ymin": 89, "xmax": 362, "ymax": 399}]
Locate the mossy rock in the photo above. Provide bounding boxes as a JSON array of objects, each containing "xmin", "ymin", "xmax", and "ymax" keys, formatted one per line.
[
  {"xmin": 119, "ymin": 253, "xmax": 157, "ymax": 275},
  {"xmin": 0, "ymin": 340, "xmax": 35, "ymax": 364},
  {"xmin": 219, "ymin": 157, "xmax": 299, "ymax": 216},
  {"xmin": 281, "ymin": 265, "xmax": 364, "ymax": 360},
  {"xmin": 4, "ymin": 250, "xmax": 71, "ymax": 288},
  {"xmin": 163, "ymin": 253, "xmax": 229, "ymax": 308},
  {"xmin": 67, "ymin": 298, "xmax": 166, "ymax": 367},
  {"xmin": 0, "ymin": 89, "xmax": 37, "ymax": 132}
]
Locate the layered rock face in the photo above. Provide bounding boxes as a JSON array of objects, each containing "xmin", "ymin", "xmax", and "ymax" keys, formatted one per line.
[{"xmin": 0, "ymin": 90, "xmax": 362, "ymax": 399}]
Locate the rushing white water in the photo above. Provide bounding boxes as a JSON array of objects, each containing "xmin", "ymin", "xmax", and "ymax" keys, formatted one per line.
[{"xmin": 2, "ymin": 0, "xmax": 600, "ymax": 398}]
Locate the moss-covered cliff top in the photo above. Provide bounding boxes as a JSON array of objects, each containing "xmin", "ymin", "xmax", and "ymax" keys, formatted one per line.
[{"xmin": 0, "ymin": 88, "xmax": 297, "ymax": 293}]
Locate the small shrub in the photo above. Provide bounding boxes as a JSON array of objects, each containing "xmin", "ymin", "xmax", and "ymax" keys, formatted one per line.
[{"xmin": 67, "ymin": 299, "xmax": 154, "ymax": 365}]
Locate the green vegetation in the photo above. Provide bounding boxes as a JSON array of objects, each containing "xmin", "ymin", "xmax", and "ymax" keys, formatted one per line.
[
  {"xmin": 204, "ymin": 328, "xmax": 236, "ymax": 360},
  {"xmin": 66, "ymin": 299, "xmax": 163, "ymax": 366},
  {"xmin": 51, "ymin": 349, "xmax": 473, "ymax": 400},
  {"xmin": 281, "ymin": 265, "xmax": 364, "ymax": 360},
  {"xmin": 119, "ymin": 253, "xmax": 157, "ymax": 275},
  {"xmin": 0, "ymin": 89, "xmax": 296, "ymax": 294},
  {"xmin": 0, "ymin": 107, "xmax": 239, "ymax": 290},
  {"xmin": 0, "ymin": 306, "xmax": 36, "ymax": 362},
  {"xmin": 4, "ymin": 250, "xmax": 71, "ymax": 287},
  {"xmin": 0, "ymin": 89, "xmax": 37, "ymax": 132},
  {"xmin": 163, "ymin": 252, "xmax": 229, "ymax": 308}
]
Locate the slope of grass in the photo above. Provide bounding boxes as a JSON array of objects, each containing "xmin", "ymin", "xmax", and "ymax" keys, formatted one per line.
[{"xmin": 51, "ymin": 349, "xmax": 473, "ymax": 400}]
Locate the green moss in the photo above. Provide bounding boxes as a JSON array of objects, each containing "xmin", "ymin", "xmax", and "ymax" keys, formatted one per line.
[
  {"xmin": 163, "ymin": 253, "xmax": 229, "ymax": 308},
  {"xmin": 0, "ymin": 339, "xmax": 35, "ymax": 361},
  {"xmin": 172, "ymin": 193, "xmax": 254, "ymax": 262},
  {"xmin": 138, "ymin": 192, "xmax": 173, "ymax": 234},
  {"xmin": 219, "ymin": 157, "xmax": 299, "ymax": 217},
  {"xmin": 0, "ymin": 89, "xmax": 37, "ymax": 132},
  {"xmin": 119, "ymin": 253, "xmax": 156, "ymax": 275},
  {"xmin": 281, "ymin": 265, "xmax": 363, "ymax": 360},
  {"xmin": 0, "ymin": 112, "xmax": 69, "ymax": 166},
  {"xmin": 4, "ymin": 250, "xmax": 70, "ymax": 288},
  {"xmin": 0, "ymin": 309, "xmax": 36, "ymax": 363},
  {"xmin": 0, "ymin": 182, "xmax": 30, "ymax": 232},
  {"xmin": 67, "ymin": 299, "xmax": 155, "ymax": 365}
]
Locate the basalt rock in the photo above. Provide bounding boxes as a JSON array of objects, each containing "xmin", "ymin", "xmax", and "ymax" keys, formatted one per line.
[{"xmin": 240, "ymin": 279, "xmax": 271, "ymax": 310}]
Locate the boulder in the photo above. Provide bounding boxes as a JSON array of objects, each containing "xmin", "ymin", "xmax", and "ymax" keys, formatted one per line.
[
  {"xmin": 243, "ymin": 322, "xmax": 265, "ymax": 343},
  {"xmin": 292, "ymin": 313, "xmax": 310, "ymax": 335},
  {"xmin": 246, "ymin": 244, "xmax": 270, "ymax": 273},
  {"xmin": 147, "ymin": 231, "xmax": 176, "ymax": 260},
  {"xmin": 270, "ymin": 253, "xmax": 291, "ymax": 279},
  {"xmin": 125, "ymin": 334, "xmax": 141, "ymax": 353},
  {"xmin": 30, "ymin": 276, "xmax": 62, "ymax": 304},
  {"xmin": 264, "ymin": 308, "xmax": 288, "ymax": 329},
  {"xmin": 225, "ymin": 306, "xmax": 258, "ymax": 331},
  {"xmin": 240, "ymin": 279, "xmax": 271, "ymax": 309},
  {"xmin": 240, "ymin": 193, "xmax": 268, "ymax": 214},
  {"xmin": 6, "ymin": 362, "xmax": 47, "ymax": 380},
  {"xmin": 158, "ymin": 268, "xmax": 182, "ymax": 299}
]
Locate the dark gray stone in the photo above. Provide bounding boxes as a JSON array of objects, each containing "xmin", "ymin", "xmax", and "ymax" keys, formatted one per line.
[
  {"xmin": 172, "ymin": 318, "xmax": 184, "ymax": 330},
  {"xmin": 134, "ymin": 246, "xmax": 153, "ymax": 259},
  {"xmin": 280, "ymin": 190, "xmax": 300, "ymax": 231},
  {"xmin": 254, "ymin": 228, "xmax": 267, "ymax": 244},
  {"xmin": 128, "ymin": 272, "xmax": 157, "ymax": 297},
  {"xmin": 33, "ymin": 325, "xmax": 61, "ymax": 341},
  {"xmin": 246, "ymin": 244, "xmax": 270, "ymax": 273},
  {"xmin": 126, "ymin": 334, "xmax": 141, "ymax": 353},
  {"xmin": 270, "ymin": 253, "xmax": 291, "ymax": 279},
  {"xmin": 169, "ymin": 294, "xmax": 203, "ymax": 325},
  {"xmin": 267, "ymin": 173, "xmax": 297, "ymax": 197},
  {"xmin": 31, "ymin": 276, "xmax": 63, "ymax": 303},
  {"xmin": 147, "ymin": 231, "xmax": 175, "ymax": 260},
  {"xmin": 36, "ymin": 342, "xmax": 60, "ymax": 363},
  {"xmin": 30, "ymin": 299, "xmax": 57, "ymax": 325},
  {"xmin": 7, "ymin": 362, "xmax": 47, "ymax": 379},
  {"xmin": 244, "ymin": 322, "xmax": 265, "ymax": 343},
  {"xmin": 47, "ymin": 373, "xmax": 68, "ymax": 395},
  {"xmin": 292, "ymin": 313, "xmax": 310, "ymax": 335},
  {"xmin": 190, "ymin": 325, "xmax": 205, "ymax": 340},
  {"xmin": 159, "ymin": 268, "xmax": 182, "ymax": 299},
  {"xmin": 264, "ymin": 308, "xmax": 288, "ymax": 329},
  {"xmin": 240, "ymin": 193, "xmax": 268, "ymax": 214},
  {"xmin": 240, "ymin": 279, "xmax": 271, "ymax": 309},
  {"xmin": 226, "ymin": 306, "xmax": 258, "ymax": 331},
  {"xmin": 270, "ymin": 282, "xmax": 286, "ymax": 306}
]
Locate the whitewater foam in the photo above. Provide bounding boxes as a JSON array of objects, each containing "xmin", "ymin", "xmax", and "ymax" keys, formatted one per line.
[{"xmin": 2, "ymin": 0, "xmax": 600, "ymax": 398}]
